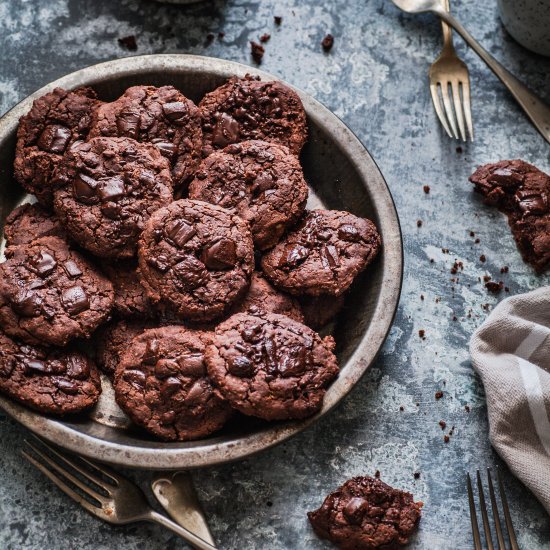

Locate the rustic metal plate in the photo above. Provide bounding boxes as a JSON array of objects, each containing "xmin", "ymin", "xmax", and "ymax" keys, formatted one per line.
[{"xmin": 0, "ymin": 55, "xmax": 403, "ymax": 469}]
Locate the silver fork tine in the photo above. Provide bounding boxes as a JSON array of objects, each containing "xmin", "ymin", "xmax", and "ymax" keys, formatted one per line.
[
  {"xmin": 30, "ymin": 438, "xmax": 115, "ymax": 493},
  {"xmin": 461, "ymin": 80, "xmax": 474, "ymax": 140},
  {"xmin": 77, "ymin": 455, "xmax": 120, "ymax": 486},
  {"xmin": 476, "ymin": 470, "xmax": 495, "ymax": 550},
  {"xmin": 451, "ymin": 81, "xmax": 466, "ymax": 141},
  {"xmin": 497, "ymin": 470, "xmax": 519, "ymax": 550},
  {"xmin": 440, "ymin": 82, "xmax": 459, "ymax": 139},
  {"xmin": 467, "ymin": 473, "xmax": 483, "ymax": 550},
  {"xmin": 487, "ymin": 469, "xmax": 506, "ymax": 550},
  {"xmin": 21, "ymin": 450, "xmax": 103, "ymax": 518},
  {"xmin": 430, "ymin": 83, "xmax": 453, "ymax": 138},
  {"xmin": 24, "ymin": 441, "xmax": 109, "ymax": 505}
]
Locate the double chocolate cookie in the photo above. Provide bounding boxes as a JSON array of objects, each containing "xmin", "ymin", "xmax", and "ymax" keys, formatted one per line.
[
  {"xmin": 0, "ymin": 236, "xmax": 114, "ymax": 346},
  {"xmin": 0, "ymin": 329, "xmax": 101, "ymax": 415},
  {"xmin": 188, "ymin": 140, "xmax": 308, "ymax": 249},
  {"xmin": 138, "ymin": 199, "xmax": 254, "ymax": 322},
  {"xmin": 53, "ymin": 136, "xmax": 173, "ymax": 259},
  {"xmin": 199, "ymin": 75, "xmax": 307, "ymax": 156},
  {"xmin": 299, "ymin": 293, "xmax": 345, "ymax": 330},
  {"xmin": 14, "ymin": 87, "xmax": 100, "ymax": 206},
  {"xmin": 3, "ymin": 202, "xmax": 65, "ymax": 248},
  {"xmin": 205, "ymin": 312, "xmax": 339, "ymax": 420},
  {"xmin": 262, "ymin": 210, "xmax": 381, "ymax": 296},
  {"xmin": 469, "ymin": 159, "xmax": 550, "ymax": 272},
  {"xmin": 308, "ymin": 476, "xmax": 423, "ymax": 550},
  {"xmin": 102, "ymin": 260, "xmax": 153, "ymax": 319},
  {"xmin": 115, "ymin": 326, "xmax": 232, "ymax": 441},
  {"xmin": 89, "ymin": 85, "xmax": 202, "ymax": 188},
  {"xmin": 231, "ymin": 272, "xmax": 304, "ymax": 322}
]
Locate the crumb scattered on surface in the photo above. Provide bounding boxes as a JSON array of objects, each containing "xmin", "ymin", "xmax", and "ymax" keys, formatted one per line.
[
  {"xmin": 274, "ymin": 16, "xmax": 282, "ymax": 25},
  {"xmin": 456, "ymin": 146, "xmax": 463, "ymax": 153},
  {"xmin": 250, "ymin": 41, "xmax": 265, "ymax": 63},
  {"xmin": 485, "ymin": 281, "xmax": 503, "ymax": 293},
  {"xmin": 475, "ymin": 238, "xmax": 480, "ymax": 244},
  {"xmin": 414, "ymin": 472, "xmax": 421, "ymax": 479},
  {"xmin": 480, "ymin": 254, "xmax": 486, "ymax": 263},
  {"xmin": 465, "ymin": 405, "xmax": 471, "ymax": 413},
  {"xmin": 321, "ymin": 33, "xmax": 334, "ymax": 51},
  {"xmin": 417, "ymin": 220, "xmax": 423, "ymax": 227},
  {"xmin": 205, "ymin": 32, "xmax": 215, "ymax": 45},
  {"xmin": 218, "ymin": 31, "xmax": 225, "ymax": 38},
  {"xmin": 439, "ymin": 420, "xmax": 446, "ymax": 430},
  {"xmin": 118, "ymin": 35, "xmax": 137, "ymax": 50},
  {"xmin": 399, "ymin": 406, "xmax": 404, "ymax": 411},
  {"xmin": 423, "ymin": 185, "xmax": 430, "ymax": 194},
  {"xmin": 500, "ymin": 266, "xmax": 509, "ymax": 274},
  {"xmin": 260, "ymin": 33, "xmax": 271, "ymax": 43},
  {"xmin": 435, "ymin": 391, "xmax": 443, "ymax": 400},
  {"xmin": 418, "ymin": 329, "xmax": 425, "ymax": 339},
  {"xmin": 375, "ymin": 470, "xmax": 381, "ymax": 478},
  {"xmin": 444, "ymin": 435, "xmax": 450, "ymax": 443},
  {"xmin": 420, "ymin": 294, "xmax": 424, "ymax": 300}
]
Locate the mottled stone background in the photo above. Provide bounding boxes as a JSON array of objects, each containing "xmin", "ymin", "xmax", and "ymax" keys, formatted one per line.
[{"xmin": 1, "ymin": 0, "xmax": 550, "ymax": 548}]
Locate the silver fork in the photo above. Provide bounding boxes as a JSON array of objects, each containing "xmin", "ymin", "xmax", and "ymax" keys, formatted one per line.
[
  {"xmin": 428, "ymin": 0, "xmax": 473, "ymax": 141},
  {"xmin": 467, "ymin": 468, "xmax": 519, "ymax": 550},
  {"xmin": 22, "ymin": 439, "xmax": 217, "ymax": 550}
]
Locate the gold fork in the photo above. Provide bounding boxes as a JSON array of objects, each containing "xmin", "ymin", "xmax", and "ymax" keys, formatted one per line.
[{"xmin": 428, "ymin": 0, "xmax": 473, "ymax": 141}]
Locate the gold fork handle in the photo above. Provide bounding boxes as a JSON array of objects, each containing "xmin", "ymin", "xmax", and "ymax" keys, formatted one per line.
[
  {"xmin": 434, "ymin": 7, "xmax": 550, "ymax": 144},
  {"xmin": 146, "ymin": 510, "xmax": 218, "ymax": 550}
]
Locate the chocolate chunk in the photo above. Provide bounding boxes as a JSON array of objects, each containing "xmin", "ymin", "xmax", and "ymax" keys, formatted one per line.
[
  {"xmin": 11, "ymin": 289, "xmax": 42, "ymax": 317},
  {"xmin": 173, "ymin": 255, "xmax": 209, "ymax": 290},
  {"xmin": 162, "ymin": 101, "xmax": 189, "ymax": 123},
  {"xmin": 227, "ymin": 355, "xmax": 255, "ymax": 377},
  {"xmin": 164, "ymin": 219, "xmax": 196, "ymax": 248},
  {"xmin": 72, "ymin": 173, "xmax": 99, "ymax": 202},
  {"xmin": 63, "ymin": 260, "xmax": 83, "ymax": 278},
  {"xmin": 202, "ymin": 239, "xmax": 237, "ymax": 270},
  {"xmin": 212, "ymin": 113, "xmax": 240, "ymax": 148},
  {"xmin": 98, "ymin": 176, "xmax": 125, "ymax": 201},
  {"xmin": 61, "ymin": 286, "xmax": 90, "ymax": 315},
  {"xmin": 30, "ymin": 251, "xmax": 57, "ymax": 277},
  {"xmin": 321, "ymin": 34, "xmax": 334, "ymax": 52},
  {"xmin": 116, "ymin": 110, "xmax": 140, "ymax": 138},
  {"xmin": 37, "ymin": 125, "xmax": 72, "ymax": 153}
]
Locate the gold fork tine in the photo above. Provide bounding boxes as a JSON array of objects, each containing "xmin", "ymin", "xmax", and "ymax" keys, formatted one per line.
[
  {"xmin": 22, "ymin": 450, "xmax": 103, "ymax": 518},
  {"xmin": 476, "ymin": 470, "xmax": 495, "ymax": 550},
  {"xmin": 24, "ymin": 441, "xmax": 109, "ymax": 505},
  {"xmin": 487, "ymin": 469, "xmax": 506, "ymax": 550},
  {"xmin": 451, "ymin": 80, "xmax": 467, "ymax": 141},
  {"xmin": 497, "ymin": 470, "xmax": 519, "ymax": 550},
  {"xmin": 440, "ymin": 82, "xmax": 459, "ymax": 139},
  {"xmin": 461, "ymin": 80, "xmax": 474, "ymax": 140},
  {"xmin": 430, "ymin": 83, "xmax": 453, "ymax": 138},
  {"xmin": 467, "ymin": 473, "xmax": 483, "ymax": 550}
]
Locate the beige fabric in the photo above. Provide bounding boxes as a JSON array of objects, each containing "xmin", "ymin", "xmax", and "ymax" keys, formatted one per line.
[{"xmin": 470, "ymin": 286, "xmax": 550, "ymax": 515}]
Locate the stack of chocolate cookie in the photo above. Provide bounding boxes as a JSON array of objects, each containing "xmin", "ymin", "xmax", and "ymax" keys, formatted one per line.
[{"xmin": 0, "ymin": 75, "xmax": 381, "ymax": 441}]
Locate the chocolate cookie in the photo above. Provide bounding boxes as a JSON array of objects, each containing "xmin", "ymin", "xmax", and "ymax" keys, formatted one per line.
[
  {"xmin": 0, "ymin": 236, "xmax": 114, "ymax": 346},
  {"xmin": 14, "ymin": 87, "xmax": 100, "ymax": 206},
  {"xmin": 199, "ymin": 75, "xmax": 307, "ymax": 156},
  {"xmin": 102, "ymin": 260, "xmax": 153, "ymax": 318},
  {"xmin": 262, "ymin": 210, "xmax": 381, "ymax": 296},
  {"xmin": 95, "ymin": 319, "xmax": 152, "ymax": 377},
  {"xmin": 205, "ymin": 312, "xmax": 338, "ymax": 420},
  {"xmin": 231, "ymin": 272, "xmax": 304, "ymax": 322},
  {"xmin": 469, "ymin": 160, "xmax": 550, "ymax": 272},
  {"xmin": 308, "ymin": 476, "xmax": 423, "ymax": 550},
  {"xmin": 52, "ymin": 136, "xmax": 173, "ymax": 259},
  {"xmin": 0, "ymin": 329, "xmax": 101, "ymax": 415},
  {"xmin": 299, "ymin": 293, "xmax": 345, "ymax": 330},
  {"xmin": 89, "ymin": 85, "xmax": 202, "ymax": 188},
  {"xmin": 3, "ymin": 203, "xmax": 65, "ymax": 248},
  {"xmin": 188, "ymin": 140, "xmax": 308, "ymax": 249},
  {"xmin": 138, "ymin": 199, "xmax": 254, "ymax": 322},
  {"xmin": 115, "ymin": 326, "xmax": 232, "ymax": 441}
]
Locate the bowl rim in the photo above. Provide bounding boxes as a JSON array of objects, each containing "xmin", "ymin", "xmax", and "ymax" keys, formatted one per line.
[{"xmin": 0, "ymin": 54, "xmax": 403, "ymax": 469}]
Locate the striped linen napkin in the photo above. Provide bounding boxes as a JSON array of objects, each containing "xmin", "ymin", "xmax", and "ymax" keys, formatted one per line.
[{"xmin": 470, "ymin": 287, "xmax": 550, "ymax": 514}]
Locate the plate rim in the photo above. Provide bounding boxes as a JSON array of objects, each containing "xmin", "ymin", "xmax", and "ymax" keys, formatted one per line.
[{"xmin": 0, "ymin": 54, "xmax": 403, "ymax": 469}]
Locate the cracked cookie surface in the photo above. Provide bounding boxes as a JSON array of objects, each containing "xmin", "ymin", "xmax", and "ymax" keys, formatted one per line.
[
  {"xmin": 188, "ymin": 140, "xmax": 308, "ymax": 249},
  {"xmin": 138, "ymin": 199, "xmax": 254, "ymax": 322},
  {"xmin": 53, "ymin": 136, "xmax": 173, "ymax": 259},
  {"xmin": 115, "ymin": 325, "xmax": 232, "ymax": 441},
  {"xmin": 199, "ymin": 75, "xmax": 307, "ymax": 157},
  {"xmin": 89, "ymin": 85, "xmax": 202, "ymax": 189},
  {"xmin": 0, "ymin": 236, "xmax": 114, "ymax": 346},
  {"xmin": 0, "ymin": 328, "xmax": 101, "ymax": 415},
  {"xmin": 262, "ymin": 209, "xmax": 381, "ymax": 296},
  {"xmin": 205, "ymin": 312, "xmax": 338, "ymax": 420}
]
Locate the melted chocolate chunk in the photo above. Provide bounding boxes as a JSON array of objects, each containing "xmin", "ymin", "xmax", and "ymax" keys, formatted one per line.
[
  {"xmin": 61, "ymin": 286, "xmax": 90, "ymax": 315},
  {"xmin": 37, "ymin": 125, "xmax": 71, "ymax": 153},
  {"xmin": 202, "ymin": 239, "xmax": 237, "ymax": 270}
]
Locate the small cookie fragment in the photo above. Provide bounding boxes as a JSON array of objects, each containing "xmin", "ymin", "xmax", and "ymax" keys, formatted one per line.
[
  {"xmin": 95, "ymin": 319, "xmax": 152, "ymax": 377},
  {"xmin": 262, "ymin": 209, "xmax": 381, "ymax": 296},
  {"xmin": 205, "ymin": 312, "xmax": 338, "ymax": 420},
  {"xmin": 231, "ymin": 272, "xmax": 304, "ymax": 322},
  {"xmin": 469, "ymin": 159, "xmax": 550, "ymax": 272},
  {"xmin": 0, "ymin": 236, "xmax": 114, "ymax": 347},
  {"xmin": 138, "ymin": 199, "xmax": 254, "ymax": 322},
  {"xmin": 13, "ymin": 87, "xmax": 100, "ymax": 206},
  {"xmin": 53, "ymin": 136, "xmax": 173, "ymax": 259},
  {"xmin": 102, "ymin": 260, "xmax": 153, "ymax": 318},
  {"xmin": 115, "ymin": 326, "xmax": 232, "ymax": 441},
  {"xmin": 0, "ymin": 329, "xmax": 101, "ymax": 415},
  {"xmin": 89, "ymin": 85, "xmax": 203, "ymax": 188},
  {"xmin": 189, "ymin": 140, "xmax": 308, "ymax": 249},
  {"xmin": 3, "ymin": 203, "xmax": 65, "ymax": 248},
  {"xmin": 308, "ymin": 476, "xmax": 422, "ymax": 550},
  {"xmin": 199, "ymin": 75, "xmax": 307, "ymax": 156}
]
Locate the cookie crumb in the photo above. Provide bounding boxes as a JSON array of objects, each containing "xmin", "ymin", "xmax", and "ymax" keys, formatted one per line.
[
  {"xmin": 205, "ymin": 32, "xmax": 215, "ymax": 45},
  {"xmin": 399, "ymin": 405, "xmax": 404, "ymax": 411},
  {"xmin": 420, "ymin": 294, "xmax": 424, "ymax": 300},
  {"xmin": 274, "ymin": 16, "xmax": 282, "ymax": 25},
  {"xmin": 418, "ymin": 329, "xmax": 425, "ymax": 339},
  {"xmin": 456, "ymin": 146, "xmax": 463, "ymax": 154},
  {"xmin": 485, "ymin": 281, "xmax": 503, "ymax": 294},
  {"xmin": 374, "ymin": 470, "xmax": 381, "ymax": 478},
  {"xmin": 465, "ymin": 405, "xmax": 471, "ymax": 413},
  {"xmin": 321, "ymin": 34, "xmax": 334, "ymax": 51},
  {"xmin": 500, "ymin": 266, "xmax": 509, "ymax": 274},
  {"xmin": 260, "ymin": 33, "xmax": 271, "ymax": 43},
  {"xmin": 435, "ymin": 391, "xmax": 444, "ymax": 400},
  {"xmin": 417, "ymin": 219, "xmax": 423, "ymax": 227},
  {"xmin": 414, "ymin": 472, "xmax": 421, "ymax": 479},
  {"xmin": 250, "ymin": 41, "xmax": 265, "ymax": 63},
  {"xmin": 444, "ymin": 435, "xmax": 450, "ymax": 443},
  {"xmin": 423, "ymin": 185, "xmax": 430, "ymax": 194},
  {"xmin": 218, "ymin": 31, "xmax": 225, "ymax": 39},
  {"xmin": 118, "ymin": 35, "xmax": 137, "ymax": 51},
  {"xmin": 266, "ymin": 501, "xmax": 273, "ymax": 507},
  {"xmin": 439, "ymin": 420, "xmax": 446, "ymax": 430},
  {"xmin": 475, "ymin": 238, "xmax": 480, "ymax": 244},
  {"xmin": 479, "ymin": 254, "xmax": 486, "ymax": 263}
]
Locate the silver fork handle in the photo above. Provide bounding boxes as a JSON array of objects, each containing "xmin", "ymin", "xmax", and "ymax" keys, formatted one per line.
[
  {"xmin": 440, "ymin": 0, "xmax": 452, "ymax": 48},
  {"xmin": 146, "ymin": 510, "xmax": 218, "ymax": 550},
  {"xmin": 435, "ymin": 8, "xmax": 550, "ymax": 143}
]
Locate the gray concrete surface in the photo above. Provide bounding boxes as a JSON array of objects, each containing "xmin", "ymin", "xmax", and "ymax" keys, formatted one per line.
[{"xmin": 0, "ymin": 0, "xmax": 549, "ymax": 548}]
